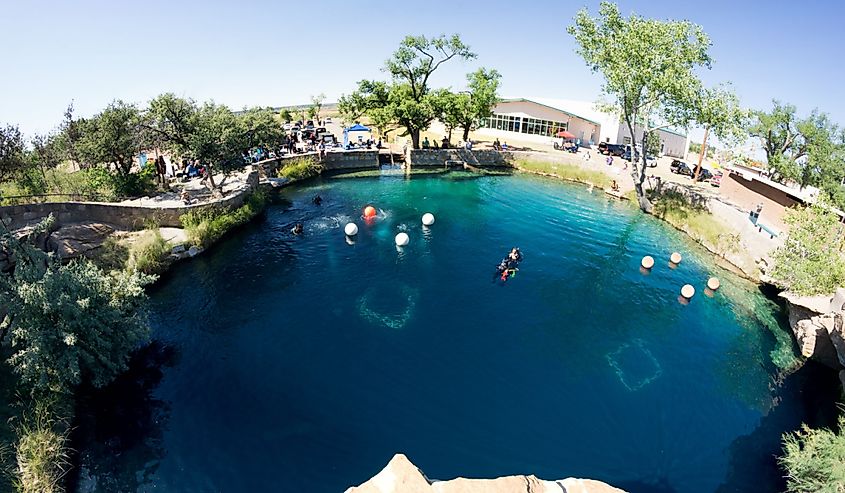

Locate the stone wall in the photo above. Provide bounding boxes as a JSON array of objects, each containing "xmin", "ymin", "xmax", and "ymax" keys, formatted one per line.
[
  {"xmin": 2, "ymin": 169, "xmax": 260, "ymax": 231},
  {"xmin": 324, "ymin": 150, "xmax": 379, "ymax": 170},
  {"xmin": 408, "ymin": 149, "xmax": 513, "ymax": 167}
]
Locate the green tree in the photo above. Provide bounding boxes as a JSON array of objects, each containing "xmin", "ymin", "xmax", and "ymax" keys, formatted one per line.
[
  {"xmin": 0, "ymin": 219, "xmax": 150, "ymax": 395},
  {"xmin": 74, "ymin": 100, "xmax": 145, "ymax": 177},
  {"xmin": 279, "ymin": 108, "xmax": 293, "ymax": 123},
  {"xmin": 458, "ymin": 68, "xmax": 501, "ymax": 141},
  {"xmin": 770, "ymin": 197, "xmax": 845, "ymax": 295},
  {"xmin": 751, "ymin": 101, "xmax": 845, "ymax": 201},
  {"xmin": 434, "ymin": 90, "xmax": 464, "ymax": 143},
  {"xmin": 569, "ymin": 2, "xmax": 737, "ymax": 212},
  {"xmin": 238, "ymin": 108, "xmax": 286, "ymax": 155},
  {"xmin": 645, "ymin": 132, "xmax": 662, "ymax": 157},
  {"xmin": 340, "ymin": 34, "xmax": 475, "ymax": 149},
  {"xmin": 0, "ymin": 125, "xmax": 28, "ymax": 183},
  {"xmin": 780, "ymin": 416, "xmax": 845, "ymax": 493},
  {"xmin": 310, "ymin": 93, "xmax": 326, "ymax": 122}
]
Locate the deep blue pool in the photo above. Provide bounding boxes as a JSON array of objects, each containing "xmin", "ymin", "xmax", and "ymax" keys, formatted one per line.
[{"xmin": 72, "ymin": 172, "xmax": 840, "ymax": 493}]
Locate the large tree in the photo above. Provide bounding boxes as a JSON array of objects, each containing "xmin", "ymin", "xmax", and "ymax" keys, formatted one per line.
[
  {"xmin": 569, "ymin": 2, "xmax": 738, "ymax": 212},
  {"xmin": 0, "ymin": 125, "xmax": 27, "ymax": 183},
  {"xmin": 457, "ymin": 68, "xmax": 501, "ymax": 141},
  {"xmin": 73, "ymin": 100, "xmax": 145, "ymax": 177},
  {"xmin": 340, "ymin": 34, "xmax": 475, "ymax": 149},
  {"xmin": 750, "ymin": 101, "xmax": 845, "ymax": 192},
  {"xmin": 310, "ymin": 93, "xmax": 326, "ymax": 122}
]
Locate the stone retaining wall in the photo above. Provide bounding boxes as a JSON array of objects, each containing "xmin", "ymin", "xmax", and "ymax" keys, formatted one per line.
[
  {"xmin": 324, "ymin": 151, "xmax": 379, "ymax": 170},
  {"xmin": 2, "ymin": 169, "xmax": 260, "ymax": 231},
  {"xmin": 408, "ymin": 149, "xmax": 513, "ymax": 167}
]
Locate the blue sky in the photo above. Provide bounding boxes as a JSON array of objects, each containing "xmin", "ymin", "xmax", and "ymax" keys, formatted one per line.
[{"xmin": 2, "ymin": 0, "xmax": 843, "ymax": 142}]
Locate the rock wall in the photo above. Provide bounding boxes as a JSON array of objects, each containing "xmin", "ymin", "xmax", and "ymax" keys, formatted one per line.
[
  {"xmin": 2, "ymin": 169, "xmax": 260, "ymax": 231},
  {"xmin": 783, "ymin": 289, "xmax": 845, "ymax": 377},
  {"xmin": 408, "ymin": 149, "xmax": 513, "ymax": 167},
  {"xmin": 345, "ymin": 454, "xmax": 626, "ymax": 493},
  {"xmin": 324, "ymin": 151, "xmax": 379, "ymax": 170}
]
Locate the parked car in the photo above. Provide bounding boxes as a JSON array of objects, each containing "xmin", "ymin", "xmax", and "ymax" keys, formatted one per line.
[
  {"xmin": 692, "ymin": 168, "xmax": 714, "ymax": 182},
  {"xmin": 622, "ymin": 150, "xmax": 657, "ymax": 167},
  {"xmin": 670, "ymin": 159, "xmax": 692, "ymax": 175},
  {"xmin": 710, "ymin": 173, "xmax": 722, "ymax": 187},
  {"xmin": 283, "ymin": 123, "xmax": 293, "ymax": 131},
  {"xmin": 598, "ymin": 142, "xmax": 626, "ymax": 156},
  {"xmin": 325, "ymin": 117, "xmax": 333, "ymax": 123}
]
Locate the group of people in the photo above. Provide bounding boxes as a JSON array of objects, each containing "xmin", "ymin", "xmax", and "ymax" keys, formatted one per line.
[
  {"xmin": 492, "ymin": 139, "xmax": 509, "ymax": 151},
  {"xmin": 495, "ymin": 247, "xmax": 523, "ymax": 282}
]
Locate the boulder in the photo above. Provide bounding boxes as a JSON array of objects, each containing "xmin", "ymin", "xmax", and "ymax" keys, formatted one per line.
[
  {"xmin": 47, "ymin": 222, "xmax": 115, "ymax": 260},
  {"xmin": 345, "ymin": 454, "xmax": 626, "ymax": 493},
  {"xmin": 794, "ymin": 318, "xmax": 840, "ymax": 368}
]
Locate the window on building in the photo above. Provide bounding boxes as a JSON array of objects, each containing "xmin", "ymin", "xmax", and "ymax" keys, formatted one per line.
[{"xmin": 482, "ymin": 112, "xmax": 568, "ymax": 136}]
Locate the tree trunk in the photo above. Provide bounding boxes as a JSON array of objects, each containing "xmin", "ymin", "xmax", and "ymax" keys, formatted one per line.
[
  {"xmin": 625, "ymin": 118, "xmax": 652, "ymax": 213},
  {"xmin": 447, "ymin": 128, "xmax": 453, "ymax": 143},
  {"xmin": 693, "ymin": 126, "xmax": 709, "ymax": 181},
  {"xmin": 410, "ymin": 129, "xmax": 421, "ymax": 150},
  {"xmin": 462, "ymin": 125, "xmax": 470, "ymax": 142}
]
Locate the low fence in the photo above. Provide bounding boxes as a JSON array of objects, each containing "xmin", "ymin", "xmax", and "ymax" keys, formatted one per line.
[{"xmin": 2, "ymin": 169, "xmax": 260, "ymax": 231}]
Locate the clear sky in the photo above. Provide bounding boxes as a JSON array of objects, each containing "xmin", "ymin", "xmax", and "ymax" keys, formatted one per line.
[{"xmin": 2, "ymin": 0, "xmax": 843, "ymax": 142}]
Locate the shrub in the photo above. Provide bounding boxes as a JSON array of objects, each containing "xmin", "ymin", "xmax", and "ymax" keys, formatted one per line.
[
  {"xmin": 771, "ymin": 198, "xmax": 845, "ymax": 295},
  {"xmin": 780, "ymin": 416, "xmax": 845, "ymax": 493},
  {"xmin": 181, "ymin": 189, "xmax": 268, "ymax": 248},
  {"xmin": 650, "ymin": 188, "xmax": 738, "ymax": 255},
  {"xmin": 126, "ymin": 229, "xmax": 170, "ymax": 275},
  {"xmin": 13, "ymin": 400, "xmax": 69, "ymax": 493},
  {"xmin": 277, "ymin": 157, "xmax": 321, "ymax": 181}
]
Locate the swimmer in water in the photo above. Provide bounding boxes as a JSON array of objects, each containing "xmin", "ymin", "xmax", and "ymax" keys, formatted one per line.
[
  {"xmin": 292, "ymin": 223, "xmax": 304, "ymax": 235},
  {"xmin": 313, "ymin": 195, "xmax": 322, "ymax": 205}
]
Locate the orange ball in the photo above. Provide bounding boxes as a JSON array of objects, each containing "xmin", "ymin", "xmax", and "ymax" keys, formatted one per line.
[{"xmin": 364, "ymin": 205, "xmax": 376, "ymax": 218}]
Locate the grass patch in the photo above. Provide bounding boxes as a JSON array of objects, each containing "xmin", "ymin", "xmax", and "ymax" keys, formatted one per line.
[
  {"xmin": 650, "ymin": 189, "xmax": 739, "ymax": 255},
  {"xmin": 13, "ymin": 400, "xmax": 69, "ymax": 493},
  {"xmin": 514, "ymin": 159, "xmax": 612, "ymax": 189},
  {"xmin": 126, "ymin": 229, "xmax": 171, "ymax": 275},
  {"xmin": 277, "ymin": 157, "xmax": 322, "ymax": 181},
  {"xmin": 181, "ymin": 189, "xmax": 268, "ymax": 248}
]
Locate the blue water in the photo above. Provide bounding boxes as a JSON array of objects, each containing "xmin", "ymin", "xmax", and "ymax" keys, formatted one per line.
[{"xmin": 72, "ymin": 173, "xmax": 839, "ymax": 493}]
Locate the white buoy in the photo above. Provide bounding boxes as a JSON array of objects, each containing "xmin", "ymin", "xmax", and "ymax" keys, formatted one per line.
[
  {"xmin": 422, "ymin": 213, "xmax": 435, "ymax": 226},
  {"xmin": 670, "ymin": 252, "xmax": 683, "ymax": 264},
  {"xmin": 681, "ymin": 284, "xmax": 696, "ymax": 299},
  {"xmin": 707, "ymin": 277, "xmax": 720, "ymax": 290},
  {"xmin": 344, "ymin": 223, "xmax": 359, "ymax": 236},
  {"xmin": 395, "ymin": 232, "xmax": 409, "ymax": 246},
  {"xmin": 641, "ymin": 256, "xmax": 655, "ymax": 269}
]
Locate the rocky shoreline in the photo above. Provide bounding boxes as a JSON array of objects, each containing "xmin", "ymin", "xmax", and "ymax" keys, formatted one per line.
[{"xmin": 345, "ymin": 454, "xmax": 626, "ymax": 493}]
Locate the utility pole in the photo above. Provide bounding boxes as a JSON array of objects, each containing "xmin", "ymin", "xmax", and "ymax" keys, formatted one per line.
[{"xmin": 693, "ymin": 126, "xmax": 709, "ymax": 182}]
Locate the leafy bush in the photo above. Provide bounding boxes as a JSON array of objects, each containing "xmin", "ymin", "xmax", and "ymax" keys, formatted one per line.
[
  {"xmin": 13, "ymin": 400, "xmax": 69, "ymax": 493},
  {"xmin": 127, "ymin": 229, "xmax": 170, "ymax": 275},
  {"xmin": 277, "ymin": 157, "xmax": 321, "ymax": 181},
  {"xmin": 771, "ymin": 199, "xmax": 845, "ymax": 295},
  {"xmin": 514, "ymin": 159, "xmax": 612, "ymax": 188},
  {"xmin": 181, "ymin": 189, "xmax": 268, "ymax": 248},
  {"xmin": 1, "ymin": 226, "xmax": 151, "ymax": 394},
  {"xmin": 780, "ymin": 416, "xmax": 845, "ymax": 493}
]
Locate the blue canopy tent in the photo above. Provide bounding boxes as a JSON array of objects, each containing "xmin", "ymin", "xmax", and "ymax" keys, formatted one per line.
[{"xmin": 343, "ymin": 124, "xmax": 371, "ymax": 148}]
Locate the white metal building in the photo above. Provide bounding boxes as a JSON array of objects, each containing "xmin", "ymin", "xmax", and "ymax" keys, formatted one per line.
[{"xmin": 475, "ymin": 98, "xmax": 689, "ymax": 158}]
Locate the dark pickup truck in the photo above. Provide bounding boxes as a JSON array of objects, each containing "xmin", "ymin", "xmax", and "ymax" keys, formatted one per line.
[{"xmin": 598, "ymin": 142, "xmax": 626, "ymax": 156}]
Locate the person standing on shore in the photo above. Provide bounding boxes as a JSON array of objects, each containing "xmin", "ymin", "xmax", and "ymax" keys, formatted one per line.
[{"xmin": 583, "ymin": 151, "xmax": 591, "ymax": 165}]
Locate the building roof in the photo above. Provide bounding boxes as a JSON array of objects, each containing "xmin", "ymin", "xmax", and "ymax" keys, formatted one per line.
[{"xmin": 725, "ymin": 164, "xmax": 819, "ymax": 203}]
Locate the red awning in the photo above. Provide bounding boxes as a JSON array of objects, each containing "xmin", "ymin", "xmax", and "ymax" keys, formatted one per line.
[{"xmin": 556, "ymin": 130, "xmax": 576, "ymax": 139}]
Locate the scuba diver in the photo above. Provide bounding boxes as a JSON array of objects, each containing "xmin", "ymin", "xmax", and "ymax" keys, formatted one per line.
[
  {"xmin": 494, "ymin": 247, "xmax": 523, "ymax": 283},
  {"xmin": 313, "ymin": 195, "xmax": 322, "ymax": 205},
  {"xmin": 292, "ymin": 223, "xmax": 304, "ymax": 235}
]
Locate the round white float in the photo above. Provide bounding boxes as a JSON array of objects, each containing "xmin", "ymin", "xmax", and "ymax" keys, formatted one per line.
[
  {"xmin": 670, "ymin": 252, "xmax": 683, "ymax": 264},
  {"xmin": 681, "ymin": 284, "xmax": 696, "ymax": 299},
  {"xmin": 422, "ymin": 213, "xmax": 435, "ymax": 226},
  {"xmin": 641, "ymin": 255, "xmax": 655, "ymax": 269},
  {"xmin": 395, "ymin": 232, "xmax": 410, "ymax": 246},
  {"xmin": 344, "ymin": 222, "xmax": 359, "ymax": 236},
  {"xmin": 707, "ymin": 277, "xmax": 720, "ymax": 290}
]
